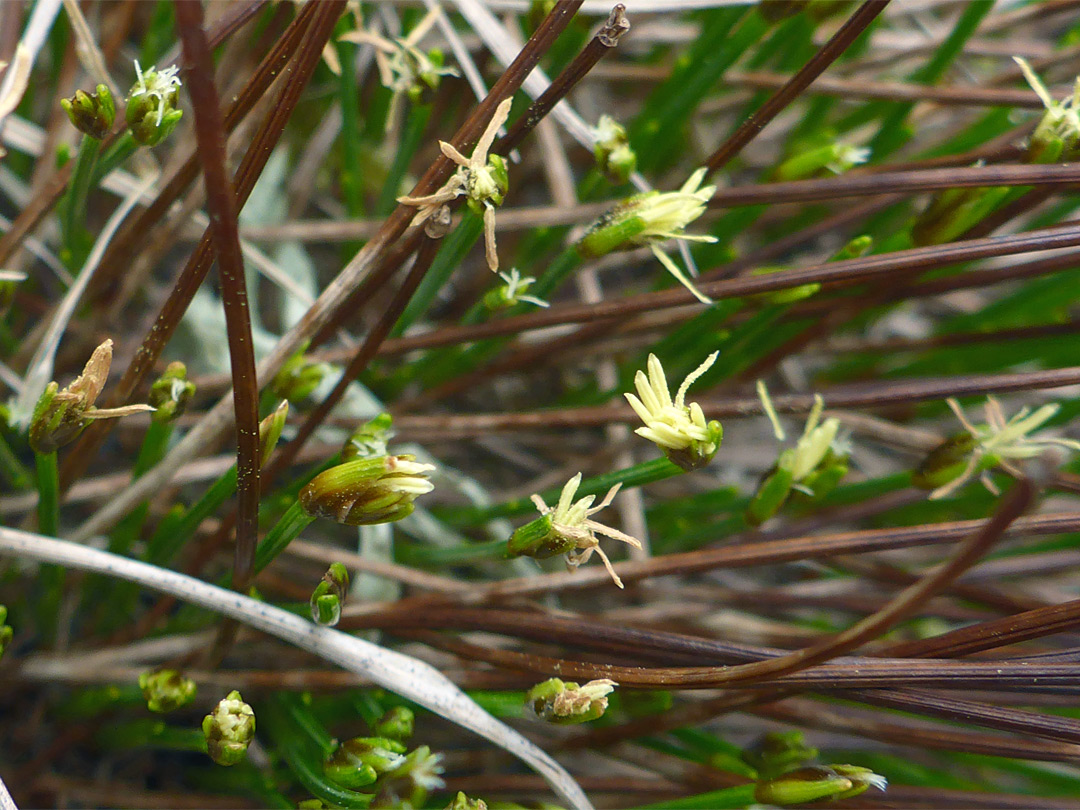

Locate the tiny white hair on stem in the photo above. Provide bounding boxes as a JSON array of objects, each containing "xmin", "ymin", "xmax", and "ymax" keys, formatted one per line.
[{"xmin": 0, "ymin": 526, "xmax": 594, "ymax": 810}]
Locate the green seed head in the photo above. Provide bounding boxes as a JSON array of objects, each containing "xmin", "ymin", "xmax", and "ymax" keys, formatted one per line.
[
  {"xmin": 202, "ymin": 690, "xmax": 255, "ymax": 766},
  {"xmin": 258, "ymin": 400, "xmax": 290, "ymax": 467},
  {"xmin": 309, "ymin": 562, "xmax": 350, "ymax": 627},
  {"xmin": 299, "ymin": 455, "xmax": 435, "ymax": 526},
  {"xmin": 60, "ymin": 84, "xmax": 115, "ymax": 139},
  {"xmin": 148, "ymin": 362, "xmax": 195, "ymax": 424},
  {"xmin": 126, "ymin": 61, "xmax": 182, "ymax": 147},
  {"xmin": 139, "ymin": 669, "xmax": 197, "ymax": 713},
  {"xmin": 373, "ymin": 706, "xmax": 415, "ymax": 741},
  {"xmin": 525, "ymin": 677, "xmax": 616, "ymax": 725}
]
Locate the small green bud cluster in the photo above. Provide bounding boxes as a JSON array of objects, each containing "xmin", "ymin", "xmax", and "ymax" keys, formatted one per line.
[
  {"xmin": 270, "ymin": 348, "xmax": 332, "ymax": 404},
  {"xmin": 310, "ymin": 562, "xmax": 350, "ymax": 627},
  {"xmin": 372, "ymin": 706, "xmax": 415, "ymax": 741},
  {"xmin": 342, "ymin": 413, "xmax": 395, "ymax": 461},
  {"xmin": 148, "ymin": 362, "xmax": 195, "ymax": 424},
  {"xmin": 525, "ymin": 677, "xmax": 616, "ymax": 725},
  {"xmin": 202, "ymin": 690, "xmax": 255, "ymax": 766},
  {"xmin": 139, "ymin": 668, "xmax": 197, "ymax": 713},
  {"xmin": 126, "ymin": 61, "xmax": 183, "ymax": 147},
  {"xmin": 300, "ymin": 455, "xmax": 435, "ymax": 526},
  {"xmin": 325, "ymin": 736, "xmax": 407, "ymax": 788},
  {"xmin": 60, "ymin": 84, "xmax": 115, "ymax": 139},
  {"xmin": 592, "ymin": 115, "xmax": 636, "ymax": 184},
  {"xmin": 446, "ymin": 792, "xmax": 487, "ymax": 810}
]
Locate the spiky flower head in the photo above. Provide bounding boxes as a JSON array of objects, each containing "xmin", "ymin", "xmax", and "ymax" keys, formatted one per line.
[
  {"xmin": 202, "ymin": 690, "xmax": 255, "ymax": 766},
  {"xmin": 148, "ymin": 361, "xmax": 195, "ymax": 424},
  {"xmin": 126, "ymin": 61, "xmax": 183, "ymax": 146},
  {"xmin": 526, "ymin": 677, "xmax": 616, "ymax": 725},
  {"xmin": 625, "ymin": 352, "xmax": 722, "ymax": 470},
  {"xmin": 577, "ymin": 168, "xmax": 717, "ymax": 303},
  {"xmin": 746, "ymin": 383, "xmax": 850, "ymax": 526},
  {"xmin": 398, "ymin": 98, "xmax": 512, "ymax": 271},
  {"xmin": 139, "ymin": 668, "xmax": 196, "ymax": 713},
  {"xmin": 60, "ymin": 83, "xmax": 115, "ymax": 139},
  {"xmin": 1014, "ymin": 56, "xmax": 1080, "ymax": 161},
  {"xmin": 29, "ymin": 340, "xmax": 154, "ymax": 453},
  {"xmin": 340, "ymin": 10, "xmax": 458, "ymax": 130},
  {"xmin": 310, "ymin": 562, "xmax": 349, "ymax": 627},
  {"xmin": 300, "ymin": 455, "xmax": 435, "ymax": 526},
  {"xmin": 483, "ymin": 268, "xmax": 549, "ymax": 310},
  {"xmin": 508, "ymin": 473, "xmax": 641, "ymax": 588},
  {"xmin": 920, "ymin": 397, "xmax": 1080, "ymax": 500}
]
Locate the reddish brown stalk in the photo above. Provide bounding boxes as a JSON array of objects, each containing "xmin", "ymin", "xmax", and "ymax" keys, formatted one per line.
[
  {"xmin": 367, "ymin": 221, "xmax": 1080, "ymax": 347},
  {"xmin": 495, "ymin": 4, "xmax": 630, "ymax": 155},
  {"xmin": 705, "ymin": 0, "xmax": 892, "ymax": 173},
  {"xmin": 173, "ymin": 0, "xmax": 261, "ymax": 595},
  {"xmin": 706, "ymin": 162, "xmax": 1080, "ymax": 208}
]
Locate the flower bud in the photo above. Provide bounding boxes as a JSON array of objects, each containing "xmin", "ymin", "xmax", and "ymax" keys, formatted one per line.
[
  {"xmin": 300, "ymin": 455, "xmax": 435, "ymax": 526},
  {"xmin": 270, "ymin": 349, "xmax": 331, "ymax": 404},
  {"xmin": 29, "ymin": 340, "xmax": 154, "ymax": 453},
  {"xmin": 202, "ymin": 690, "xmax": 255, "ymax": 766},
  {"xmin": 60, "ymin": 84, "xmax": 115, "ymax": 139},
  {"xmin": 526, "ymin": 677, "xmax": 616, "ymax": 725},
  {"xmin": 446, "ymin": 792, "xmax": 487, "ymax": 810},
  {"xmin": 139, "ymin": 669, "xmax": 196, "ymax": 713},
  {"xmin": 324, "ymin": 736, "xmax": 406, "ymax": 789},
  {"xmin": 754, "ymin": 765, "xmax": 855, "ymax": 805},
  {"xmin": 592, "ymin": 115, "xmax": 636, "ymax": 184},
  {"xmin": 259, "ymin": 400, "xmax": 289, "ymax": 467},
  {"xmin": 126, "ymin": 61, "xmax": 183, "ymax": 147},
  {"xmin": 772, "ymin": 140, "xmax": 869, "ymax": 182},
  {"xmin": 373, "ymin": 706, "xmax": 415, "ymax": 741},
  {"xmin": 310, "ymin": 562, "xmax": 349, "ymax": 626},
  {"xmin": 0, "ymin": 605, "xmax": 12, "ymax": 660},
  {"xmin": 829, "ymin": 764, "xmax": 888, "ymax": 799},
  {"xmin": 742, "ymin": 731, "xmax": 817, "ymax": 779},
  {"xmin": 342, "ymin": 413, "xmax": 394, "ymax": 461},
  {"xmin": 745, "ymin": 455, "xmax": 796, "ymax": 527},
  {"xmin": 148, "ymin": 362, "xmax": 195, "ymax": 424}
]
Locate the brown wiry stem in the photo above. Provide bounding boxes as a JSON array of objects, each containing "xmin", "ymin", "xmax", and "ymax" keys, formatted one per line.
[
  {"xmin": 705, "ymin": 0, "xmax": 892, "ymax": 173},
  {"xmin": 173, "ymin": 0, "xmax": 261, "ymax": 595}
]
